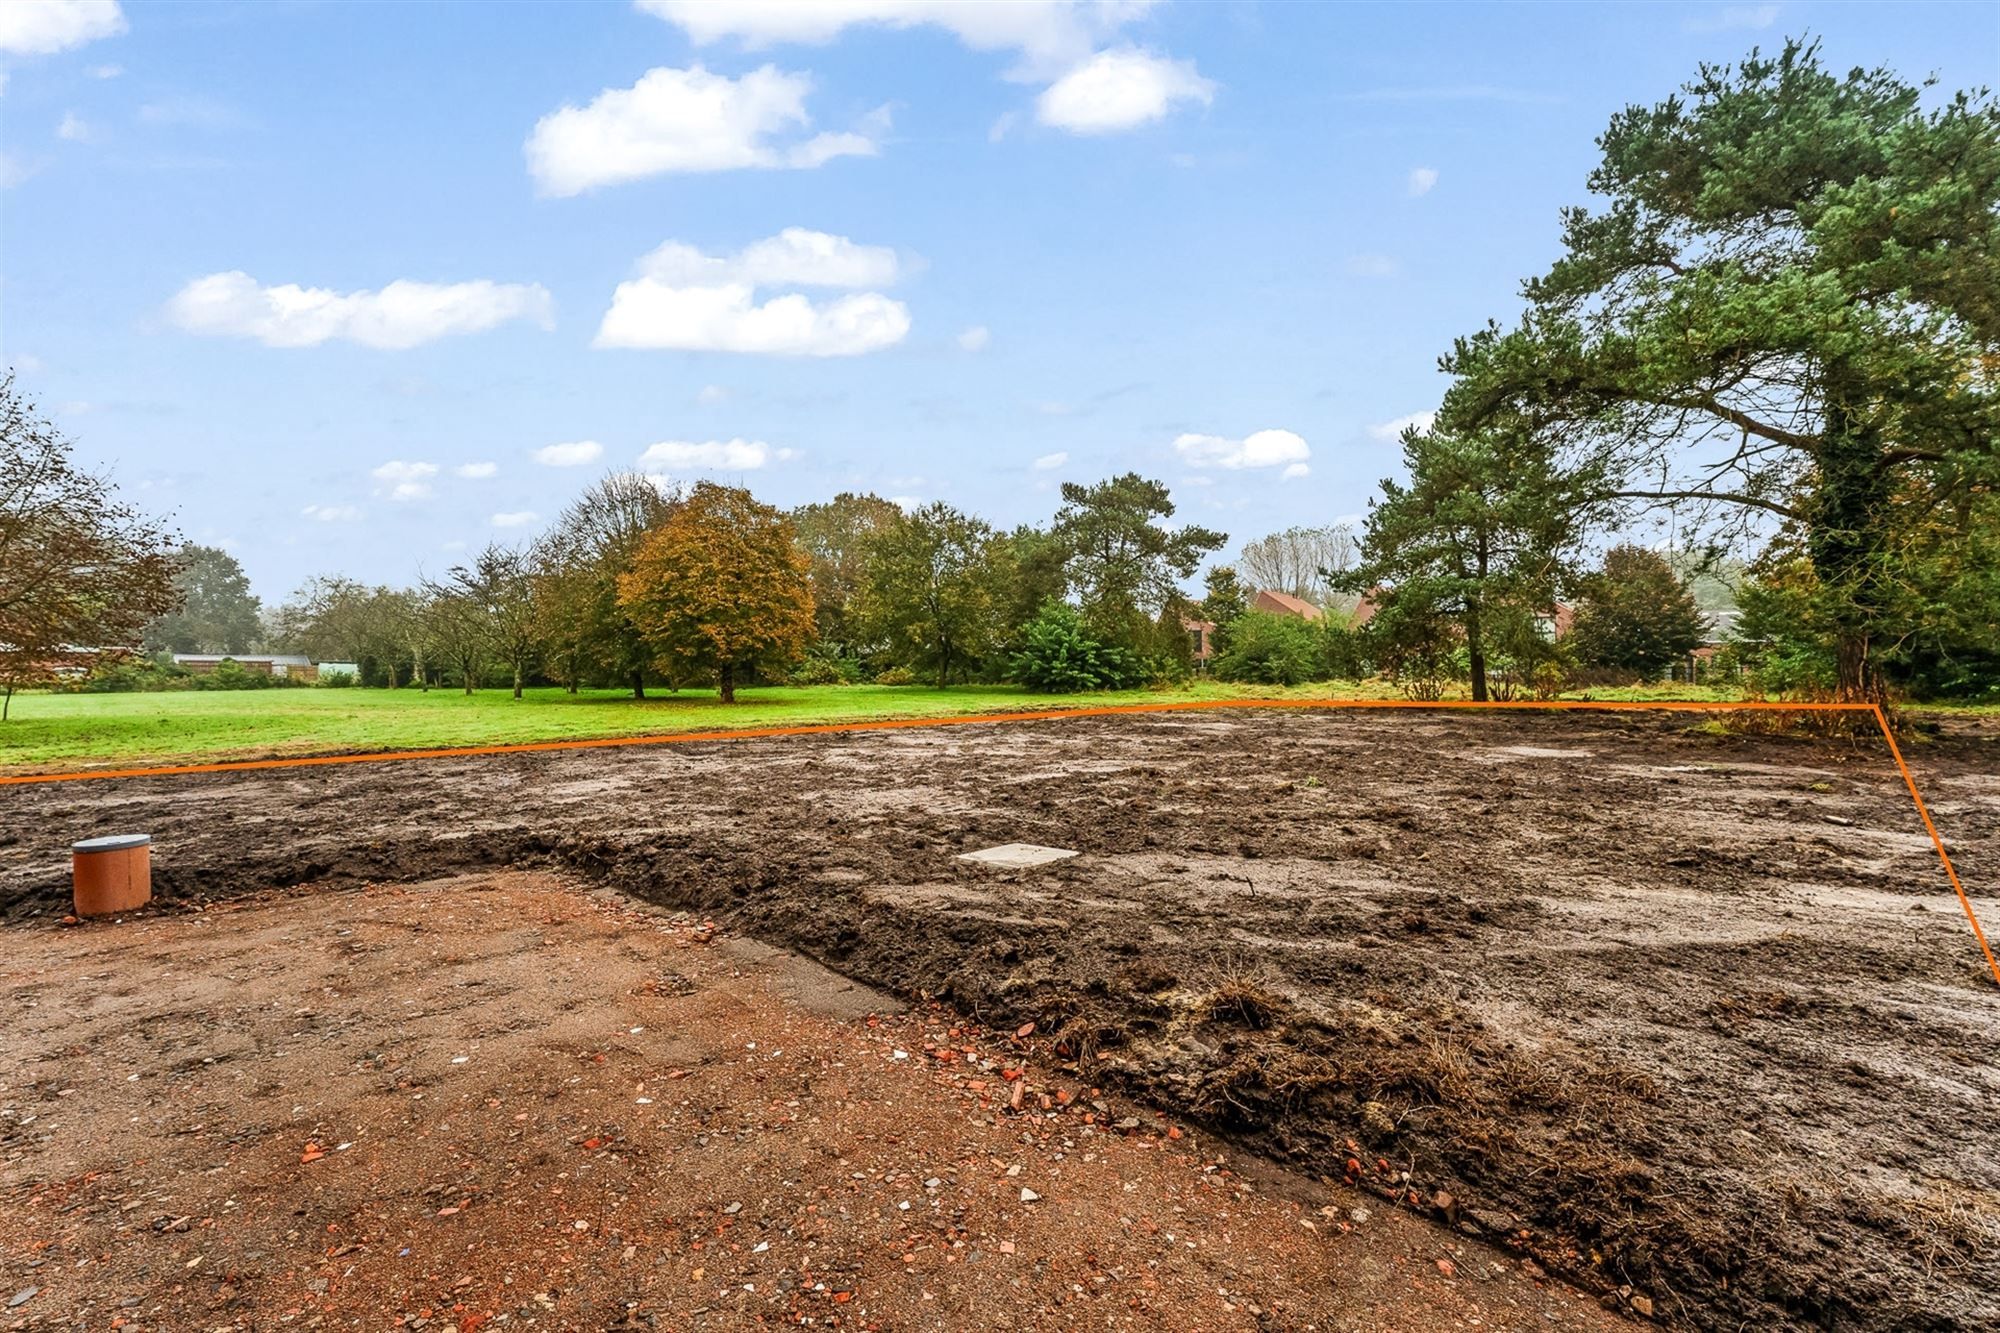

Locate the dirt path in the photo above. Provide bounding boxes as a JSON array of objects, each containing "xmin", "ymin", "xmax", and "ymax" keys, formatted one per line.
[
  {"xmin": 3, "ymin": 708, "xmax": 1997, "ymax": 1329},
  {"xmin": 0, "ymin": 873, "xmax": 1619, "ymax": 1331}
]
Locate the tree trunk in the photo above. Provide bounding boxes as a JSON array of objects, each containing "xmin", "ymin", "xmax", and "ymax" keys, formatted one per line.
[
  {"xmin": 630, "ymin": 669, "xmax": 646, "ymax": 700},
  {"xmin": 718, "ymin": 661, "xmax": 736, "ymax": 704},
  {"xmin": 1811, "ymin": 365, "xmax": 1891, "ymax": 702},
  {"xmin": 3, "ymin": 685, "xmax": 12, "ymax": 722},
  {"xmin": 1465, "ymin": 605, "xmax": 1489, "ymax": 703},
  {"xmin": 512, "ymin": 664, "xmax": 523, "ymax": 700}
]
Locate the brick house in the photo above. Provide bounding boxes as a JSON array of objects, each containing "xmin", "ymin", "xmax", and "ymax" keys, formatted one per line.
[{"xmin": 1181, "ymin": 617, "xmax": 1217, "ymax": 664}]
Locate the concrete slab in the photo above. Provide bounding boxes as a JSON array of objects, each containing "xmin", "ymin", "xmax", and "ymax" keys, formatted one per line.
[{"xmin": 956, "ymin": 842, "xmax": 1080, "ymax": 870}]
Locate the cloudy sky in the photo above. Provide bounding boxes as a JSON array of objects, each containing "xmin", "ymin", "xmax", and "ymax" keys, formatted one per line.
[{"xmin": 1, "ymin": 0, "xmax": 1988, "ymax": 601}]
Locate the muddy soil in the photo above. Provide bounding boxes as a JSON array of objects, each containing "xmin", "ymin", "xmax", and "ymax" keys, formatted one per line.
[
  {"xmin": 3, "ymin": 708, "xmax": 1997, "ymax": 1330},
  {"xmin": 2, "ymin": 872, "xmax": 1627, "ymax": 1331}
]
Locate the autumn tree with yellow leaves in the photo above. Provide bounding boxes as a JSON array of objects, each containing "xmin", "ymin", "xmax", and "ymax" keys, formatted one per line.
[{"xmin": 616, "ymin": 482, "xmax": 815, "ymax": 703}]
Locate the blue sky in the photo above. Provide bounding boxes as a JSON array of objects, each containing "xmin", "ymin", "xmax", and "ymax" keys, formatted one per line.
[{"xmin": 2, "ymin": 0, "xmax": 1993, "ymax": 603}]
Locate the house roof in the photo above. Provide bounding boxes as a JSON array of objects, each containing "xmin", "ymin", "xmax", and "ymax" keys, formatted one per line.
[{"xmin": 1250, "ymin": 589, "xmax": 1324, "ymax": 621}]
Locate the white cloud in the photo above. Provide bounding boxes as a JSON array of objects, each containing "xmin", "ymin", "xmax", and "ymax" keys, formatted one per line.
[
  {"xmin": 56, "ymin": 111, "xmax": 93, "ymax": 141},
  {"xmin": 1173, "ymin": 428, "xmax": 1310, "ymax": 471},
  {"xmin": 637, "ymin": 438, "xmax": 796, "ymax": 471},
  {"xmin": 1035, "ymin": 48, "xmax": 1212, "ymax": 134},
  {"xmin": 491, "ymin": 511, "xmax": 539, "ymax": 528},
  {"xmin": 637, "ymin": 228, "xmax": 902, "ymax": 289},
  {"xmin": 371, "ymin": 459, "xmax": 439, "ymax": 502},
  {"xmin": 87, "ymin": 61, "xmax": 119, "ymax": 78},
  {"xmin": 1032, "ymin": 451, "xmax": 1067, "ymax": 471},
  {"xmin": 533, "ymin": 440, "xmax": 604, "ymax": 467},
  {"xmin": 643, "ymin": 4, "xmax": 1211, "ymax": 139},
  {"xmin": 0, "ymin": 151, "xmax": 36, "ymax": 188},
  {"xmin": 1368, "ymin": 410, "xmax": 1436, "ymax": 441},
  {"xmin": 455, "ymin": 461, "xmax": 497, "ymax": 479},
  {"xmin": 164, "ymin": 272, "xmax": 554, "ymax": 349},
  {"xmin": 1344, "ymin": 254, "xmax": 1399, "ymax": 278},
  {"xmin": 0, "ymin": 1, "xmax": 125, "ymax": 57},
  {"xmin": 1407, "ymin": 166, "xmax": 1438, "ymax": 196},
  {"xmin": 301, "ymin": 503, "xmax": 362, "ymax": 523},
  {"xmin": 596, "ymin": 232, "xmax": 911, "ymax": 357},
  {"xmin": 957, "ymin": 324, "xmax": 991, "ymax": 352},
  {"xmin": 524, "ymin": 64, "xmax": 879, "ymax": 196},
  {"xmin": 638, "ymin": 0, "xmax": 1137, "ymax": 79},
  {"xmin": 599, "ymin": 283, "xmax": 908, "ymax": 356},
  {"xmin": 1282, "ymin": 462, "xmax": 1311, "ymax": 480},
  {"xmin": 695, "ymin": 383, "xmax": 729, "ymax": 406}
]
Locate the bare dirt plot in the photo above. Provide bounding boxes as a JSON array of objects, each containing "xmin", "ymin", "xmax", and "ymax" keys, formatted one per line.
[
  {"xmin": 2, "ymin": 708, "xmax": 1997, "ymax": 1330},
  {"xmin": 0, "ymin": 872, "xmax": 1619, "ymax": 1332}
]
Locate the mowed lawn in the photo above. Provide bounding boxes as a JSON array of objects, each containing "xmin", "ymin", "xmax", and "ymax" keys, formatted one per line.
[
  {"xmin": 0, "ymin": 681, "xmax": 1353, "ymax": 773},
  {"xmin": 0, "ymin": 678, "xmax": 1837, "ymax": 775}
]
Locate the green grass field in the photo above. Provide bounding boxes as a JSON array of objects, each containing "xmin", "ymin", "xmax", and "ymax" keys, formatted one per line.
[
  {"xmin": 0, "ymin": 681, "xmax": 1314, "ymax": 772},
  {"xmin": 0, "ymin": 678, "xmax": 1833, "ymax": 774}
]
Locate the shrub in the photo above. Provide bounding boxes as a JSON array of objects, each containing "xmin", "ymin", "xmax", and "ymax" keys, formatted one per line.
[
  {"xmin": 318, "ymin": 669, "xmax": 357, "ymax": 688},
  {"xmin": 189, "ymin": 659, "xmax": 284, "ymax": 690},
  {"xmin": 1213, "ymin": 612, "xmax": 1324, "ymax": 685},
  {"xmin": 792, "ymin": 643, "xmax": 861, "ymax": 686},
  {"xmin": 1319, "ymin": 620, "xmax": 1369, "ymax": 682},
  {"xmin": 1363, "ymin": 594, "xmax": 1461, "ymax": 701},
  {"xmin": 874, "ymin": 665, "xmax": 919, "ymax": 686},
  {"xmin": 1008, "ymin": 602, "xmax": 1152, "ymax": 692}
]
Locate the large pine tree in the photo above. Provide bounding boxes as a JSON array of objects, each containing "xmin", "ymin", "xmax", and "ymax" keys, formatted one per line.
[{"xmin": 1441, "ymin": 40, "xmax": 2000, "ymax": 697}]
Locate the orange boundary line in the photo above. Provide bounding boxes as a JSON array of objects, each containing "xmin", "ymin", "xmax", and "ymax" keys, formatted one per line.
[{"xmin": 5, "ymin": 696, "xmax": 1993, "ymax": 987}]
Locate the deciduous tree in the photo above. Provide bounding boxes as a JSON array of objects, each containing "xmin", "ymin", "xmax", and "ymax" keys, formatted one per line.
[
  {"xmin": 545, "ymin": 472, "xmax": 679, "ymax": 697},
  {"xmin": 791, "ymin": 492, "xmax": 902, "ymax": 651},
  {"xmin": 1236, "ymin": 525, "xmax": 1356, "ymax": 604},
  {"xmin": 617, "ymin": 482, "xmax": 814, "ymax": 703},
  {"xmin": 0, "ymin": 376, "xmax": 179, "ymax": 719},
  {"xmin": 857, "ymin": 502, "xmax": 1007, "ymax": 687},
  {"xmin": 146, "ymin": 544, "xmax": 263, "ymax": 655}
]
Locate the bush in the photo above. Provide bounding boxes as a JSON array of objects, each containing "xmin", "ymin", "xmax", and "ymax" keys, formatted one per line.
[
  {"xmin": 318, "ymin": 669, "xmax": 357, "ymax": 688},
  {"xmin": 1745, "ymin": 641, "xmax": 1839, "ymax": 697},
  {"xmin": 1008, "ymin": 602, "xmax": 1152, "ymax": 692},
  {"xmin": 792, "ymin": 644, "xmax": 861, "ymax": 686},
  {"xmin": 874, "ymin": 665, "xmax": 919, "ymax": 686},
  {"xmin": 1319, "ymin": 620, "xmax": 1369, "ymax": 682},
  {"xmin": 1365, "ymin": 597, "xmax": 1459, "ymax": 701},
  {"xmin": 76, "ymin": 655, "xmax": 181, "ymax": 693},
  {"xmin": 189, "ymin": 659, "xmax": 286, "ymax": 690},
  {"xmin": 1213, "ymin": 612, "xmax": 1324, "ymax": 686}
]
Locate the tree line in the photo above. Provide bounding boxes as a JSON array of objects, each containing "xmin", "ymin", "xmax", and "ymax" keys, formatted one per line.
[
  {"xmin": 264, "ymin": 472, "xmax": 1226, "ymax": 699},
  {"xmin": 4, "ymin": 39, "xmax": 1994, "ymax": 709}
]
